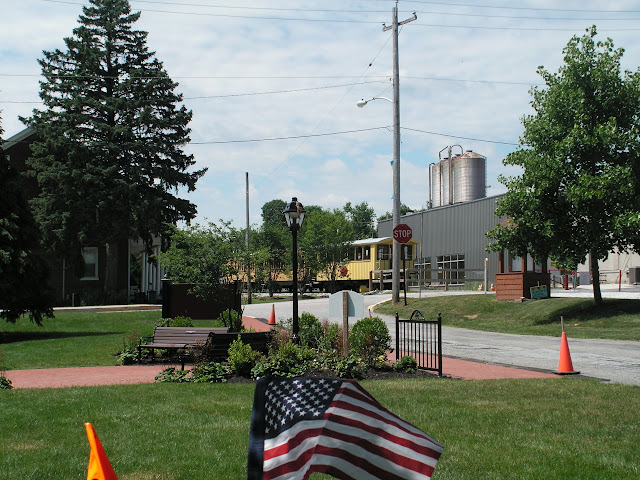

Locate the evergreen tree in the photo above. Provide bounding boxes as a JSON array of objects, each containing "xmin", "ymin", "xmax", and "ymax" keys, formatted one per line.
[
  {"xmin": 23, "ymin": 0, "xmax": 206, "ymax": 288},
  {"xmin": 0, "ymin": 118, "xmax": 54, "ymax": 324}
]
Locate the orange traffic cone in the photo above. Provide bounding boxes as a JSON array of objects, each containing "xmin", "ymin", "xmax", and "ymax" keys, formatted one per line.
[
  {"xmin": 556, "ymin": 331, "xmax": 579, "ymax": 375},
  {"xmin": 268, "ymin": 304, "xmax": 276, "ymax": 325},
  {"xmin": 85, "ymin": 423, "xmax": 118, "ymax": 480},
  {"xmin": 478, "ymin": 283, "xmax": 483, "ymax": 291},
  {"xmin": 490, "ymin": 283, "xmax": 495, "ymax": 291}
]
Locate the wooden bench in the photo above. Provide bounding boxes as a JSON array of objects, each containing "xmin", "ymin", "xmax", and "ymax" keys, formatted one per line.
[
  {"xmin": 204, "ymin": 331, "xmax": 274, "ymax": 362},
  {"xmin": 138, "ymin": 326, "xmax": 229, "ymax": 367}
]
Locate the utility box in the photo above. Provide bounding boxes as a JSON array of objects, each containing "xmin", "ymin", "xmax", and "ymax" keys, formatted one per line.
[{"xmin": 628, "ymin": 267, "xmax": 640, "ymax": 285}]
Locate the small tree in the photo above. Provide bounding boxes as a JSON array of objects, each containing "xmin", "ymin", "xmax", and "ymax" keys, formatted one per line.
[
  {"xmin": 157, "ymin": 221, "xmax": 243, "ymax": 302},
  {"xmin": 344, "ymin": 201, "xmax": 376, "ymax": 240},
  {"xmin": 0, "ymin": 118, "xmax": 54, "ymax": 324},
  {"xmin": 487, "ymin": 26, "xmax": 640, "ymax": 305},
  {"xmin": 300, "ymin": 208, "xmax": 353, "ymax": 293}
]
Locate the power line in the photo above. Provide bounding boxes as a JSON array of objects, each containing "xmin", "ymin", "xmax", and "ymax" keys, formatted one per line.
[
  {"xmin": 189, "ymin": 126, "xmax": 390, "ymax": 144},
  {"xmin": 401, "ymin": 126, "xmax": 518, "ymax": 146},
  {"xmin": 401, "ymin": 0, "xmax": 640, "ymax": 13},
  {"xmin": 37, "ymin": 0, "xmax": 640, "ymax": 30}
]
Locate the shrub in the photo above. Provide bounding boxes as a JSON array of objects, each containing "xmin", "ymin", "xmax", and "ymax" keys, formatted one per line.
[
  {"xmin": 154, "ymin": 367, "xmax": 190, "ymax": 383},
  {"xmin": 191, "ymin": 362, "xmax": 232, "ymax": 383},
  {"xmin": 218, "ymin": 309, "xmax": 243, "ymax": 332},
  {"xmin": 227, "ymin": 337, "xmax": 264, "ymax": 378},
  {"xmin": 157, "ymin": 316, "xmax": 194, "ymax": 327},
  {"xmin": 394, "ymin": 355, "xmax": 418, "ymax": 373},
  {"xmin": 332, "ymin": 355, "xmax": 366, "ymax": 379},
  {"xmin": 116, "ymin": 330, "xmax": 142, "ymax": 365},
  {"xmin": 349, "ymin": 316, "xmax": 392, "ymax": 367},
  {"xmin": 319, "ymin": 321, "xmax": 341, "ymax": 352},
  {"xmin": 252, "ymin": 342, "xmax": 315, "ymax": 379},
  {"xmin": 298, "ymin": 312, "xmax": 324, "ymax": 348},
  {"xmin": 0, "ymin": 376, "xmax": 13, "ymax": 390}
]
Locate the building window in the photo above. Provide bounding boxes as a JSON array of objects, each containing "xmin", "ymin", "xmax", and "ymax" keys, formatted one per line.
[
  {"xmin": 436, "ymin": 254, "xmax": 465, "ymax": 284},
  {"xmin": 401, "ymin": 245, "xmax": 413, "ymax": 260},
  {"xmin": 377, "ymin": 245, "xmax": 390, "ymax": 260},
  {"xmin": 81, "ymin": 247, "xmax": 99, "ymax": 280}
]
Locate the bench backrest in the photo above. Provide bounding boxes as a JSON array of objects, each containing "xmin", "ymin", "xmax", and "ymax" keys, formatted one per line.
[
  {"xmin": 206, "ymin": 331, "xmax": 274, "ymax": 360},
  {"xmin": 152, "ymin": 326, "xmax": 229, "ymax": 346}
]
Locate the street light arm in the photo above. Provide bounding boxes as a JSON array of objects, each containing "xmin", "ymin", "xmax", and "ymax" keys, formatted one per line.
[{"xmin": 356, "ymin": 96, "xmax": 393, "ymax": 108}]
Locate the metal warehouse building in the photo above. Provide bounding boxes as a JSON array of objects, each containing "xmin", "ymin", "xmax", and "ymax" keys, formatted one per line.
[{"xmin": 377, "ymin": 195, "xmax": 503, "ymax": 289}]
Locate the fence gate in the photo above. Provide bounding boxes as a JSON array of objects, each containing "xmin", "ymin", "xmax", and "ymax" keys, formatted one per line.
[{"xmin": 395, "ymin": 310, "xmax": 442, "ymax": 376}]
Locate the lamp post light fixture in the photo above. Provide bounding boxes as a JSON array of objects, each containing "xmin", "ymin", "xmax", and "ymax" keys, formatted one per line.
[
  {"xmin": 357, "ymin": 90, "xmax": 401, "ymax": 304},
  {"xmin": 282, "ymin": 197, "xmax": 306, "ymax": 344}
]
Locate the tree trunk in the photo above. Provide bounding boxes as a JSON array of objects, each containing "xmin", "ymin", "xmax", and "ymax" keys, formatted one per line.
[
  {"xmin": 104, "ymin": 242, "xmax": 119, "ymax": 292},
  {"xmin": 590, "ymin": 252, "xmax": 603, "ymax": 305}
]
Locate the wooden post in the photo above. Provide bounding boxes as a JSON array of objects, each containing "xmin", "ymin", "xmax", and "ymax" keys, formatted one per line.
[{"xmin": 342, "ymin": 291, "xmax": 349, "ymax": 357}]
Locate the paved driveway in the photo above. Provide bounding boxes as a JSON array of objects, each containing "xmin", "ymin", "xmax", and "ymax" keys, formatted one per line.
[{"xmin": 243, "ymin": 289, "xmax": 640, "ymax": 386}]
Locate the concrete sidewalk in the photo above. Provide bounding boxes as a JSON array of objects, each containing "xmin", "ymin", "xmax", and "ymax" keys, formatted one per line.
[{"xmin": 5, "ymin": 315, "xmax": 558, "ymax": 389}]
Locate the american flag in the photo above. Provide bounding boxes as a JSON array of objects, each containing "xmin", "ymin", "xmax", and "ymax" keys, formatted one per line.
[{"xmin": 247, "ymin": 377, "xmax": 443, "ymax": 480}]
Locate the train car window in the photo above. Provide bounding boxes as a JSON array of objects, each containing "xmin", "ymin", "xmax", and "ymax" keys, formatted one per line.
[
  {"xmin": 364, "ymin": 246, "xmax": 370, "ymax": 260},
  {"xmin": 377, "ymin": 245, "xmax": 390, "ymax": 260}
]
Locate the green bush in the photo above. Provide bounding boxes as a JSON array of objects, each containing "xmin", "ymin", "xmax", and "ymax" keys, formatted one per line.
[
  {"xmin": 116, "ymin": 330, "xmax": 142, "ymax": 365},
  {"xmin": 251, "ymin": 342, "xmax": 315, "ymax": 379},
  {"xmin": 349, "ymin": 316, "xmax": 392, "ymax": 367},
  {"xmin": 157, "ymin": 316, "xmax": 194, "ymax": 327},
  {"xmin": 154, "ymin": 367, "xmax": 190, "ymax": 383},
  {"xmin": 227, "ymin": 337, "xmax": 264, "ymax": 378},
  {"xmin": 298, "ymin": 312, "xmax": 324, "ymax": 348},
  {"xmin": 394, "ymin": 355, "xmax": 418, "ymax": 373},
  {"xmin": 0, "ymin": 375, "xmax": 12, "ymax": 390},
  {"xmin": 191, "ymin": 362, "xmax": 232, "ymax": 383},
  {"xmin": 218, "ymin": 309, "xmax": 243, "ymax": 332},
  {"xmin": 319, "ymin": 321, "xmax": 341, "ymax": 352},
  {"xmin": 332, "ymin": 355, "xmax": 366, "ymax": 379}
]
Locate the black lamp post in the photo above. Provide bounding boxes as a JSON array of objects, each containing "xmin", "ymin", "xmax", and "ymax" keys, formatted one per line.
[{"xmin": 283, "ymin": 197, "xmax": 306, "ymax": 344}]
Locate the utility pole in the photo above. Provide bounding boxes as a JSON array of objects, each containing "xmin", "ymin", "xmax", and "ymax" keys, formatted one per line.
[
  {"xmin": 245, "ymin": 172, "xmax": 252, "ymax": 304},
  {"xmin": 383, "ymin": 5, "xmax": 416, "ymax": 304}
]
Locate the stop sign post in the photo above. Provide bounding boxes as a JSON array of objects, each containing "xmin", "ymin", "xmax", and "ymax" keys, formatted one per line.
[
  {"xmin": 393, "ymin": 223, "xmax": 412, "ymax": 244},
  {"xmin": 392, "ymin": 224, "xmax": 412, "ymax": 306}
]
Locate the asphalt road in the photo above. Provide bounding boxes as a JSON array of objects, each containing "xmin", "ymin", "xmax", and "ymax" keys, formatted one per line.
[{"xmin": 242, "ymin": 288, "xmax": 640, "ymax": 386}]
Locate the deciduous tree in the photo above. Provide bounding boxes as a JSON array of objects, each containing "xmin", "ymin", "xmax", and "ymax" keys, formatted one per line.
[{"xmin": 487, "ymin": 27, "xmax": 640, "ymax": 305}]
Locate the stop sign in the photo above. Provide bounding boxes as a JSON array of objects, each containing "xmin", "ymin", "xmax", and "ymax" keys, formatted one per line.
[{"xmin": 393, "ymin": 223, "xmax": 412, "ymax": 244}]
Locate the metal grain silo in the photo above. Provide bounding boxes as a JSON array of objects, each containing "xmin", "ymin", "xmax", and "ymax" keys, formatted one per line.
[
  {"xmin": 429, "ymin": 147, "xmax": 486, "ymax": 207},
  {"xmin": 452, "ymin": 150, "xmax": 486, "ymax": 203}
]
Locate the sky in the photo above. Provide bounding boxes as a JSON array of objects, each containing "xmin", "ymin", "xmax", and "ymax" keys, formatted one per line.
[{"xmin": 3, "ymin": 0, "xmax": 640, "ymax": 229}]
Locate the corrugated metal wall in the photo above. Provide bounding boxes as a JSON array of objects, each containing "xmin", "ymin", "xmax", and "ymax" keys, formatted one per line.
[{"xmin": 377, "ymin": 195, "xmax": 503, "ymax": 285}]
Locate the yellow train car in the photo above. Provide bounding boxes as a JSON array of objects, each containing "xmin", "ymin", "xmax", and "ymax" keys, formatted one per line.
[{"xmin": 313, "ymin": 237, "xmax": 421, "ymax": 292}]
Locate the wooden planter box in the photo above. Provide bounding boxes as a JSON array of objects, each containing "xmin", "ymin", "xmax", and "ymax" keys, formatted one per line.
[{"xmin": 495, "ymin": 272, "xmax": 550, "ymax": 301}]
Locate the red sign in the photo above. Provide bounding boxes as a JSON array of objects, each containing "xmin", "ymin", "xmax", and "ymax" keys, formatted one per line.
[{"xmin": 392, "ymin": 224, "xmax": 412, "ymax": 244}]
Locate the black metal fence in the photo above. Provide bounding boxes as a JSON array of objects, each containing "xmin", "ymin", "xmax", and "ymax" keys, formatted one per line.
[{"xmin": 395, "ymin": 310, "xmax": 442, "ymax": 376}]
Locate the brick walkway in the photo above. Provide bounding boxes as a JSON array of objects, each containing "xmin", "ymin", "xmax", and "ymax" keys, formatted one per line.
[{"xmin": 4, "ymin": 315, "xmax": 557, "ymax": 389}]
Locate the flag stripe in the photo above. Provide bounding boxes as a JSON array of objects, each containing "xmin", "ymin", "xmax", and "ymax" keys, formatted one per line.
[
  {"xmin": 338, "ymin": 383, "xmax": 443, "ymax": 445},
  {"xmin": 265, "ymin": 440, "xmax": 426, "ymax": 480},
  {"xmin": 264, "ymin": 415, "xmax": 440, "ymax": 469},
  {"xmin": 247, "ymin": 378, "xmax": 443, "ymax": 480}
]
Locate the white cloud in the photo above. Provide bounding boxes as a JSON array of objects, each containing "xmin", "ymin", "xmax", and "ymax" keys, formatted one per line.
[{"xmin": 3, "ymin": 0, "xmax": 640, "ymax": 228}]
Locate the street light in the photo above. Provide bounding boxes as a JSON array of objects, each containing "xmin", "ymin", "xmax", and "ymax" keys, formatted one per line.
[
  {"xmin": 357, "ymin": 92, "xmax": 402, "ymax": 304},
  {"xmin": 356, "ymin": 97, "xmax": 392, "ymax": 108},
  {"xmin": 282, "ymin": 197, "xmax": 306, "ymax": 344}
]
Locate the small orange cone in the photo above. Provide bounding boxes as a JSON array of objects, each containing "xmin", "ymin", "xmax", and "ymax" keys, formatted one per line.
[
  {"xmin": 478, "ymin": 283, "xmax": 483, "ymax": 291},
  {"xmin": 85, "ymin": 423, "xmax": 118, "ymax": 480},
  {"xmin": 556, "ymin": 318, "xmax": 579, "ymax": 375},
  {"xmin": 268, "ymin": 304, "xmax": 276, "ymax": 325},
  {"xmin": 490, "ymin": 283, "xmax": 495, "ymax": 291}
]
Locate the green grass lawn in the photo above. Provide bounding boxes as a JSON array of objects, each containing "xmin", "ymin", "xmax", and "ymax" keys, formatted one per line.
[
  {"xmin": 1, "ymin": 379, "xmax": 638, "ymax": 479},
  {"xmin": 375, "ymin": 294, "xmax": 640, "ymax": 341},
  {"xmin": 0, "ymin": 310, "xmax": 222, "ymax": 370}
]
